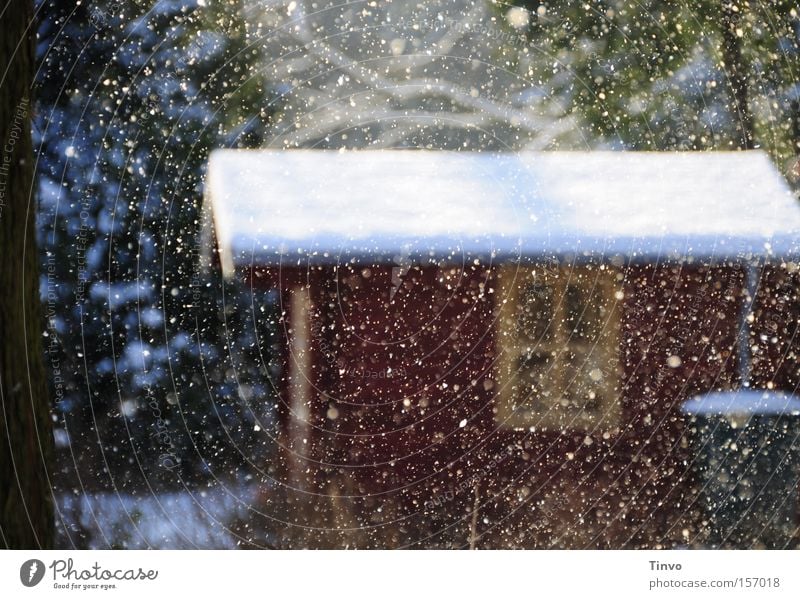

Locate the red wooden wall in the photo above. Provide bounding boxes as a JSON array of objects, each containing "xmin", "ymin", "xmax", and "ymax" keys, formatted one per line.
[{"xmin": 244, "ymin": 260, "xmax": 799, "ymax": 548}]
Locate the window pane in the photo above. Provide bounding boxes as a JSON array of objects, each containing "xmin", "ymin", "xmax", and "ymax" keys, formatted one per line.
[
  {"xmin": 562, "ymin": 348, "xmax": 606, "ymax": 414},
  {"xmin": 514, "ymin": 350, "xmax": 555, "ymax": 410},
  {"xmin": 496, "ymin": 265, "xmax": 621, "ymax": 432},
  {"xmin": 517, "ymin": 282, "xmax": 555, "ymax": 342},
  {"xmin": 564, "ymin": 283, "xmax": 603, "ymax": 341}
]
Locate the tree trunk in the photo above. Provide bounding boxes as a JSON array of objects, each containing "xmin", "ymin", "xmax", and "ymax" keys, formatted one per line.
[
  {"xmin": 720, "ymin": 1, "xmax": 755, "ymax": 150},
  {"xmin": 0, "ymin": 0, "xmax": 55, "ymax": 548}
]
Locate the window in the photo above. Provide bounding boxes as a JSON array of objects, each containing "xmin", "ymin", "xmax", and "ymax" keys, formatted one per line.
[{"xmin": 496, "ymin": 263, "xmax": 622, "ymax": 431}]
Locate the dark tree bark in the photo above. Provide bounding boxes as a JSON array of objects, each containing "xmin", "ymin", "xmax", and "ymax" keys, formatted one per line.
[
  {"xmin": 0, "ymin": 0, "xmax": 55, "ymax": 548},
  {"xmin": 720, "ymin": 1, "xmax": 756, "ymax": 150}
]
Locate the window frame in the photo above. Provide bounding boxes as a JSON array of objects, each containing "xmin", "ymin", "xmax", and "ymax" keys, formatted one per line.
[{"xmin": 495, "ymin": 263, "xmax": 623, "ymax": 432}]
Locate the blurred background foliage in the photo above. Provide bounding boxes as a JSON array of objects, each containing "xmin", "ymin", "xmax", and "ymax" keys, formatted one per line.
[{"xmin": 507, "ymin": 0, "xmax": 800, "ymax": 158}]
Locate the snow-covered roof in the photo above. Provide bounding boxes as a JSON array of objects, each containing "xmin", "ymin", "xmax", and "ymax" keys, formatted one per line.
[{"xmin": 204, "ymin": 150, "xmax": 800, "ymax": 276}]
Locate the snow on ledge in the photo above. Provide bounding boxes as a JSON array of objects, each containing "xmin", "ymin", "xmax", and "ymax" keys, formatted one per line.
[{"xmin": 682, "ymin": 390, "xmax": 800, "ymax": 416}]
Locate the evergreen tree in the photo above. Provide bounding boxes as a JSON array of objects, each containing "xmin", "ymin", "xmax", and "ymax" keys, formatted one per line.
[{"xmin": 35, "ymin": 0, "xmax": 280, "ymax": 545}]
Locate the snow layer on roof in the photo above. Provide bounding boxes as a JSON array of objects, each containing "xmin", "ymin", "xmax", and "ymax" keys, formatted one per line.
[{"xmin": 205, "ymin": 150, "xmax": 800, "ymax": 274}]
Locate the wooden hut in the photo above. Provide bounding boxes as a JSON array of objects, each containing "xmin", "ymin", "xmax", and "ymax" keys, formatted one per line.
[{"xmin": 203, "ymin": 150, "xmax": 800, "ymax": 548}]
